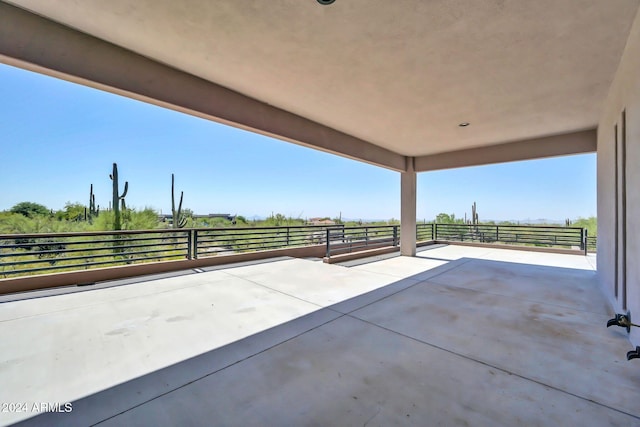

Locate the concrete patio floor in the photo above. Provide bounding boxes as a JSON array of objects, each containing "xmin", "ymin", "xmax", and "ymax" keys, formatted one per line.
[{"xmin": 1, "ymin": 245, "xmax": 638, "ymax": 426}]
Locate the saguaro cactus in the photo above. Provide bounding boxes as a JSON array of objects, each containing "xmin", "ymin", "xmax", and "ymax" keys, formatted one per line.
[
  {"xmin": 88, "ymin": 184, "xmax": 98, "ymax": 220},
  {"xmin": 171, "ymin": 173, "xmax": 186, "ymax": 228},
  {"xmin": 471, "ymin": 201, "xmax": 479, "ymax": 225},
  {"xmin": 109, "ymin": 163, "xmax": 128, "ymax": 230}
]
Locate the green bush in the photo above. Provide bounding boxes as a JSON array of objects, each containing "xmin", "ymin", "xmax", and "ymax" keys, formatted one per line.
[{"xmin": 9, "ymin": 202, "xmax": 51, "ymax": 218}]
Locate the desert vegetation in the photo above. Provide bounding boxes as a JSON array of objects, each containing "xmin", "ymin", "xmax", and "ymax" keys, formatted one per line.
[{"xmin": 0, "ymin": 167, "xmax": 597, "ymax": 279}]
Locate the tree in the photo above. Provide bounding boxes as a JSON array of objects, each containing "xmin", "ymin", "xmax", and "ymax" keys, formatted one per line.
[
  {"xmin": 61, "ymin": 202, "xmax": 86, "ymax": 221},
  {"xmin": 435, "ymin": 213, "xmax": 466, "ymax": 224},
  {"xmin": 0, "ymin": 211, "xmax": 31, "ymax": 233},
  {"xmin": 435, "ymin": 213, "xmax": 454, "ymax": 224},
  {"xmin": 10, "ymin": 202, "xmax": 50, "ymax": 218},
  {"xmin": 572, "ymin": 216, "xmax": 597, "ymax": 236},
  {"xmin": 266, "ymin": 213, "xmax": 287, "ymax": 226},
  {"xmin": 126, "ymin": 208, "xmax": 160, "ymax": 230},
  {"xmin": 90, "ymin": 207, "xmax": 160, "ymax": 231}
]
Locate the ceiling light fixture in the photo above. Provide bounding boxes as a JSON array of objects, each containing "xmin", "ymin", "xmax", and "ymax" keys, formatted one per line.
[
  {"xmin": 317, "ymin": 0, "xmax": 336, "ymax": 5},
  {"xmin": 458, "ymin": 122, "xmax": 470, "ymax": 127}
]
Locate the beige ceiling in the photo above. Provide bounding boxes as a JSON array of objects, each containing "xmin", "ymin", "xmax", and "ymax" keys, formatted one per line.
[{"xmin": 5, "ymin": 0, "xmax": 640, "ymax": 157}]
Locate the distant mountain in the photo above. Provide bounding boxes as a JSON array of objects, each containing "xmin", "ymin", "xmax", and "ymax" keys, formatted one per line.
[
  {"xmin": 233, "ymin": 215, "xmax": 567, "ymax": 225},
  {"xmin": 342, "ymin": 217, "xmax": 387, "ymax": 223},
  {"xmin": 525, "ymin": 219, "xmax": 565, "ymax": 225}
]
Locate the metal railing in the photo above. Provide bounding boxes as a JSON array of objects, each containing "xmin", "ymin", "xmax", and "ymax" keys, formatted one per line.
[
  {"xmin": 0, "ymin": 225, "xmax": 344, "ymax": 278},
  {"xmin": 428, "ymin": 223, "xmax": 586, "ymax": 250},
  {"xmin": 325, "ymin": 223, "xmax": 590, "ymax": 257},
  {"xmin": 1, "ymin": 223, "xmax": 596, "ymax": 279},
  {"xmin": 416, "ymin": 223, "xmax": 435, "ymax": 241},
  {"xmin": 194, "ymin": 225, "xmax": 343, "ymax": 257},
  {"xmin": 325, "ymin": 225, "xmax": 399, "ymax": 257},
  {"xmin": 0, "ymin": 229, "xmax": 190, "ymax": 277}
]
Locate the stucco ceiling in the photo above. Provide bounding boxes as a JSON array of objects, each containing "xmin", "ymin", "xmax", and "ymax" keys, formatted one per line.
[{"xmin": 6, "ymin": 0, "xmax": 640, "ymax": 157}]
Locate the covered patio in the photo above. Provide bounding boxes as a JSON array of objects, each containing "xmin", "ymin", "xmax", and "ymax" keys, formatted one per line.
[
  {"xmin": 1, "ymin": 1, "xmax": 640, "ymax": 425},
  {"xmin": 2, "ymin": 245, "xmax": 637, "ymax": 426}
]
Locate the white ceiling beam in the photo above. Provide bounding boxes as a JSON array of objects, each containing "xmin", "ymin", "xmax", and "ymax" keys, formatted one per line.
[{"xmin": 415, "ymin": 129, "xmax": 597, "ymax": 172}]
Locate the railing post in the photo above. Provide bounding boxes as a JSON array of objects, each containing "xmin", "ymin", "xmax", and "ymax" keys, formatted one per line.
[
  {"xmin": 393, "ymin": 226, "xmax": 398, "ymax": 246},
  {"xmin": 192, "ymin": 229, "xmax": 198, "ymax": 259},
  {"xmin": 583, "ymin": 229, "xmax": 588, "ymax": 255},
  {"xmin": 186, "ymin": 229, "xmax": 192, "ymax": 259},
  {"xmin": 579, "ymin": 228, "xmax": 584, "ymax": 251},
  {"xmin": 325, "ymin": 228, "xmax": 331, "ymax": 258},
  {"xmin": 433, "ymin": 223, "xmax": 437, "ymax": 240},
  {"xmin": 365, "ymin": 227, "xmax": 369, "ymax": 246},
  {"xmin": 286, "ymin": 227, "xmax": 290, "ymax": 247},
  {"xmin": 496, "ymin": 225, "xmax": 499, "ymax": 243}
]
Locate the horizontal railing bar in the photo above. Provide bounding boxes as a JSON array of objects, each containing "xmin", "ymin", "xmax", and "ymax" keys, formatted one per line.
[
  {"xmin": 433, "ymin": 224, "xmax": 584, "ymax": 229},
  {"xmin": 1, "ymin": 247, "xmax": 188, "ymax": 267},
  {"xmin": 438, "ymin": 233, "xmax": 582, "ymax": 242},
  {"xmin": 0, "ymin": 230, "xmax": 191, "ymax": 239},
  {"xmin": 332, "ymin": 242, "xmax": 393, "ymax": 251},
  {"xmin": 0, "ymin": 253, "xmax": 187, "ymax": 276},
  {"xmin": 0, "ymin": 223, "xmax": 585, "ymax": 239},
  {"xmin": 0, "ymin": 240, "xmax": 189, "ymax": 258},
  {"xmin": 197, "ymin": 234, "xmax": 348, "ymax": 246},
  {"xmin": 0, "ymin": 235, "xmax": 189, "ymax": 250},
  {"xmin": 193, "ymin": 225, "xmax": 346, "ymax": 233},
  {"xmin": 198, "ymin": 232, "xmax": 345, "ymax": 239},
  {"xmin": 435, "ymin": 230, "xmax": 581, "ymax": 236},
  {"xmin": 341, "ymin": 240, "xmax": 394, "ymax": 249},
  {"xmin": 204, "ymin": 237, "xmax": 341, "ymax": 251},
  {"xmin": 436, "ymin": 229, "xmax": 582, "ymax": 236},
  {"xmin": 330, "ymin": 242, "xmax": 395, "ymax": 253},
  {"xmin": 435, "ymin": 232, "xmax": 580, "ymax": 240},
  {"xmin": 198, "ymin": 235, "xmax": 290, "ymax": 243}
]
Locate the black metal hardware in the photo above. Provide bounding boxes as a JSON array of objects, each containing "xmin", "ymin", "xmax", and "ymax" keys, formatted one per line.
[
  {"xmin": 606, "ymin": 312, "xmax": 640, "ymax": 333},
  {"xmin": 627, "ymin": 346, "xmax": 640, "ymax": 361}
]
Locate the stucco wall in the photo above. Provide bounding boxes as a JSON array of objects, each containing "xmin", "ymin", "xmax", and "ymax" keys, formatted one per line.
[{"xmin": 597, "ymin": 6, "xmax": 640, "ymax": 345}]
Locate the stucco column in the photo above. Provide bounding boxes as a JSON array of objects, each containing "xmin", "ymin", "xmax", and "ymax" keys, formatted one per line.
[{"xmin": 401, "ymin": 157, "xmax": 417, "ymax": 256}]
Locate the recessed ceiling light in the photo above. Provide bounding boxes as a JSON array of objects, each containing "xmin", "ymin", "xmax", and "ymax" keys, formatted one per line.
[
  {"xmin": 458, "ymin": 122, "xmax": 470, "ymax": 127},
  {"xmin": 317, "ymin": 0, "xmax": 335, "ymax": 4}
]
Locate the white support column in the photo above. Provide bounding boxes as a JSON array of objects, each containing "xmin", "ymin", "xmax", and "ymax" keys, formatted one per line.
[{"xmin": 401, "ymin": 157, "xmax": 417, "ymax": 256}]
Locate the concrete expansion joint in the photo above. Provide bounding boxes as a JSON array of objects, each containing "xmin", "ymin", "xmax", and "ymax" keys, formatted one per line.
[
  {"xmin": 413, "ymin": 258, "xmax": 476, "ymax": 282},
  {"xmin": 332, "ymin": 282, "xmax": 425, "ymax": 316},
  {"xmin": 219, "ymin": 271, "xmax": 326, "ymax": 309}
]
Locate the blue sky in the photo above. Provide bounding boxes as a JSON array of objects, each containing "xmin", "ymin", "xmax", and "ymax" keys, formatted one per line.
[{"xmin": 0, "ymin": 63, "xmax": 596, "ymax": 222}]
